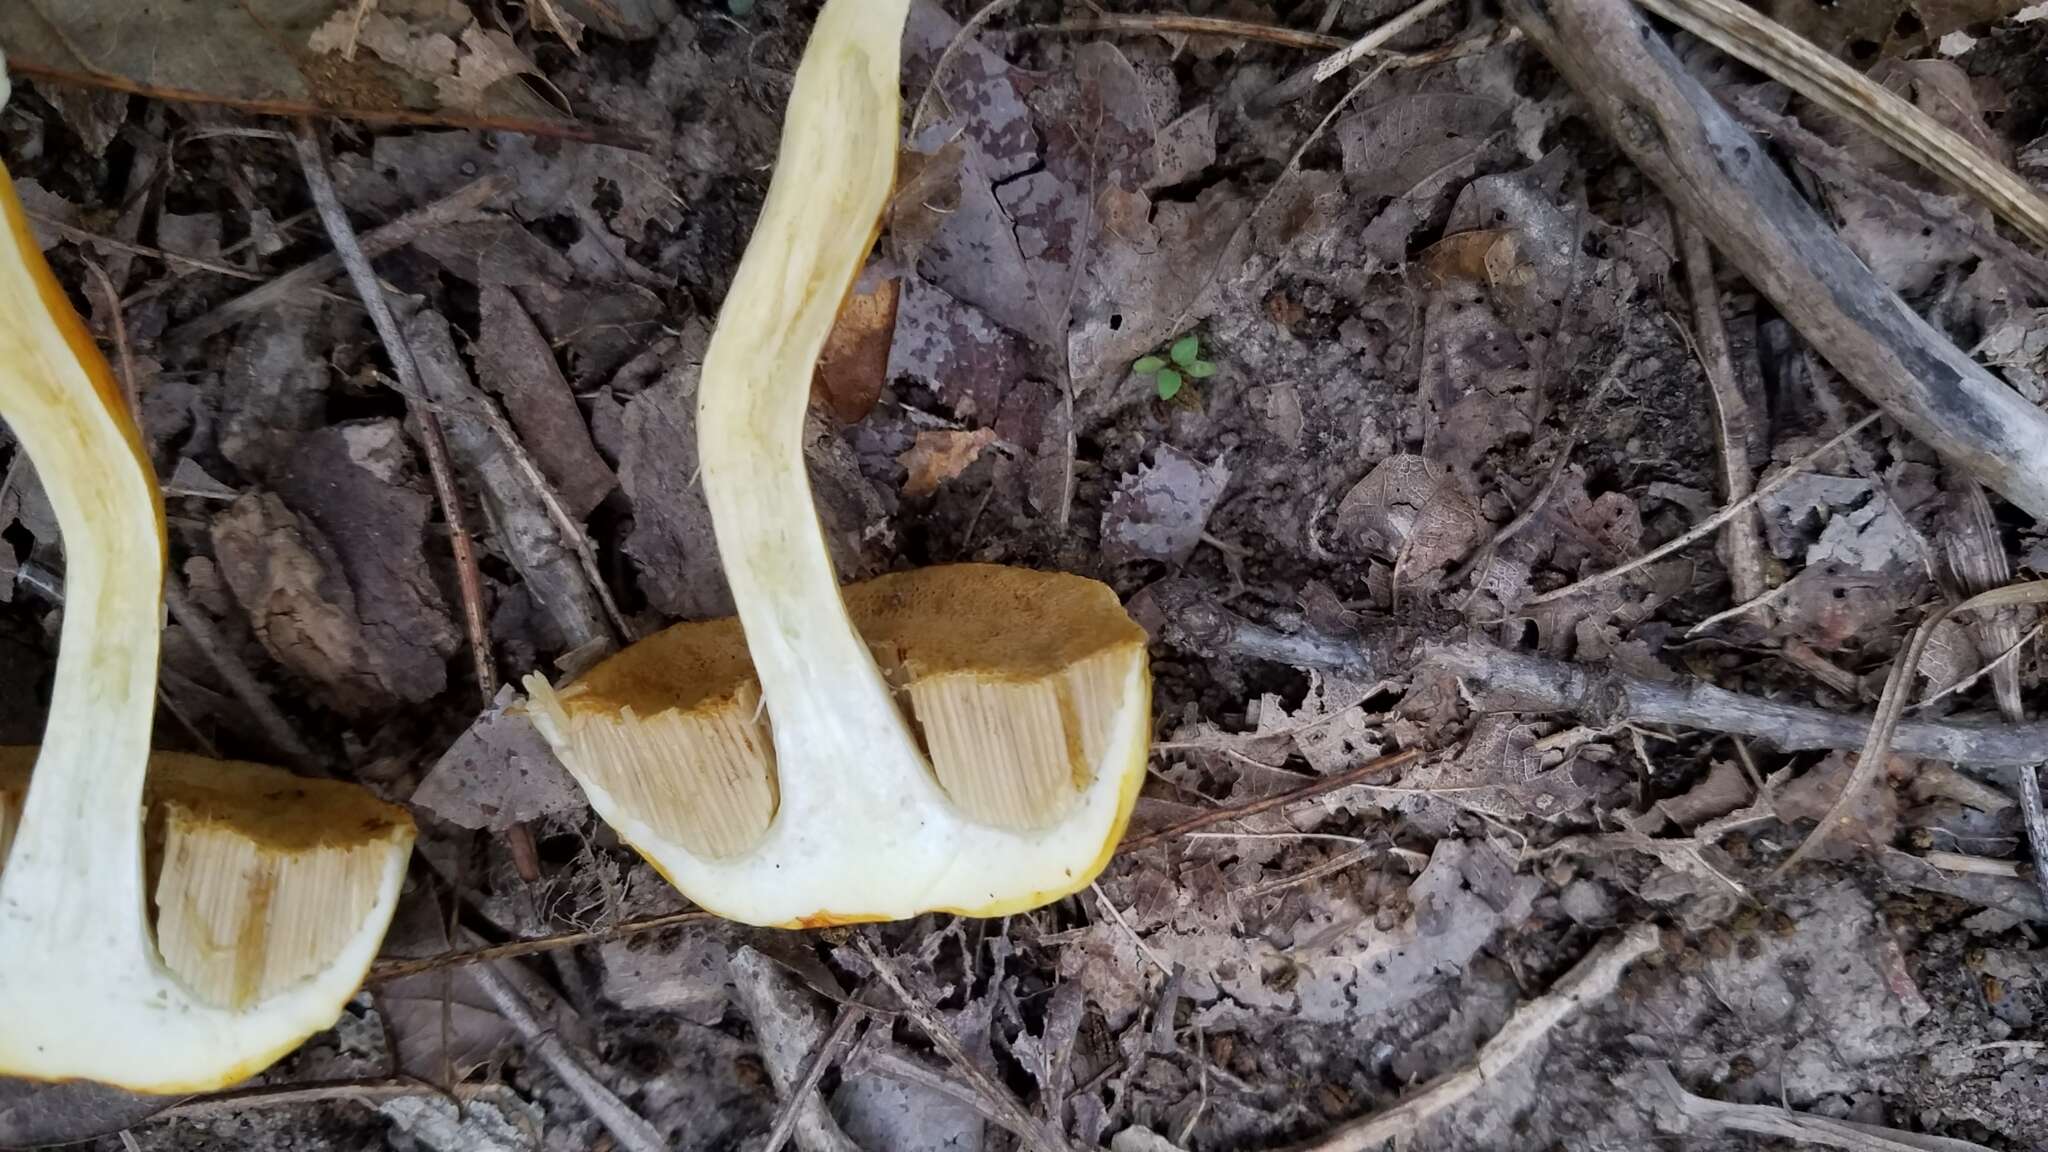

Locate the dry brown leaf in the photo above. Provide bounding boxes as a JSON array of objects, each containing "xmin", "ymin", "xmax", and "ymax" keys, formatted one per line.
[
  {"xmin": 1422, "ymin": 229, "xmax": 1510, "ymax": 285},
  {"xmin": 900, "ymin": 428, "xmax": 998, "ymax": 498},
  {"xmin": 813, "ymin": 274, "xmax": 900, "ymax": 424},
  {"xmin": 1, "ymin": 0, "xmax": 572, "ymax": 134}
]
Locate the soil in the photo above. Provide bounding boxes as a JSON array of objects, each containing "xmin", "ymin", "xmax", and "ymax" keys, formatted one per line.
[{"xmin": 3, "ymin": 0, "xmax": 2048, "ymax": 1150}]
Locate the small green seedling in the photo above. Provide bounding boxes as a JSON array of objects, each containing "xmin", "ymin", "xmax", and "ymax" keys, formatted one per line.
[{"xmin": 1133, "ymin": 334, "xmax": 1216, "ymax": 401}]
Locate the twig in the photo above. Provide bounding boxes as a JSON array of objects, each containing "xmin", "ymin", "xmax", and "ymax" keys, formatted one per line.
[
  {"xmin": 1923, "ymin": 851, "xmax": 2021, "ymax": 879},
  {"xmin": 1685, "ymin": 581, "xmax": 1794, "ymax": 638},
  {"xmin": 163, "ymin": 578, "xmax": 324, "ymax": 771},
  {"xmin": 854, "ymin": 938, "xmax": 1072, "ymax": 1152},
  {"xmin": 1909, "ymin": 622, "xmax": 2042, "ymax": 712},
  {"xmin": 1286, "ymin": 924, "xmax": 1660, "ymax": 1152},
  {"xmin": 1150, "ymin": 591, "xmax": 2048, "ymax": 767},
  {"xmin": 1676, "ymin": 215, "xmax": 1768, "ymax": 607},
  {"xmin": 1526, "ymin": 413, "xmax": 1878, "ymax": 605},
  {"xmin": 168, "ymin": 174, "xmax": 503, "ymax": 345},
  {"xmin": 1780, "ymin": 580, "xmax": 2048, "ymax": 874},
  {"xmin": 1646, "ymin": 1060, "xmax": 1997, "ymax": 1151},
  {"xmin": 1012, "ymin": 16, "xmax": 1349, "ymax": 51},
  {"xmin": 368, "ymin": 910, "xmax": 716, "ymax": 982},
  {"xmin": 31, "ymin": 215, "xmax": 268, "ymax": 282},
  {"xmin": 468, "ymin": 962, "xmax": 667, "ymax": 1152},
  {"xmin": 729, "ymin": 945, "xmax": 866, "ymax": 1152},
  {"xmin": 1504, "ymin": 0, "xmax": 2048, "ymax": 519},
  {"xmin": 1122, "ymin": 749, "xmax": 1422, "ymax": 853},
  {"xmin": 2020, "ymin": 765, "xmax": 2048, "ymax": 910},
  {"xmin": 160, "ymin": 1078, "xmax": 493, "ymax": 1119},
  {"xmin": 1312, "ymin": 0, "xmax": 1457, "ymax": 80},
  {"xmin": 292, "ymin": 123, "xmax": 496, "ymax": 701},
  {"xmin": 1633, "ymin": 0, "xmax": 2048, "ymax": 248},
  {"xmin": 406, "ymin": 311, "xmax": 617, "ymax": 654},
  {"xmin": 761, "ymin": 1003, "xmax": 864, "ymax": 1152}
]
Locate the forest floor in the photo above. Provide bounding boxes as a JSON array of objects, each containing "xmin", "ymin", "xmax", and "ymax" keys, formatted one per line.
[{"xmin": 5, "ymin": 0, "xmax": 2048, "ymax": 1148}]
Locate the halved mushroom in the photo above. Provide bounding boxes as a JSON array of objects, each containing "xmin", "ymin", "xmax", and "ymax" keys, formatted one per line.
[
  {"xmin": 0, "ymin": 161, "xmax": 414, "ymax": 1093},
  {"xmin": 523, "ymin": 0, "xmax": 1152, "ymax": 927}
]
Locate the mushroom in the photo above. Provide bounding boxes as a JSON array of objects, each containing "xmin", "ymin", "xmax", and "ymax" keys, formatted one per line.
[
  {"xmin": 523, "ymin": 0, "xmax": 1152, "ymax": 927},
  {"xmin": 0, "ymin": 162, "xmax": 415, "ymax": 1092}
]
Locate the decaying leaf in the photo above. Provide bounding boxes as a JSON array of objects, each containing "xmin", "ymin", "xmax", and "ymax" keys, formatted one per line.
[
  {"xmin": 412, "ymin": 686, "xmax": 586, "ymax": 832},
  {"xmin": 900, "ymin": 427, "xmax": 998, "ymax": 498},
  {"xmin": 1334, "ymin": 455, "xmax": 1483, "ymax": 586},
  {"xmin": 616, "ymin": 372, "xmax": 731, "ymax": 620},
  {"xmin": 1102, "ymin": 445, "xmax": 1232, "ymax": 565},
  {"xmin": 1654, "ymin": 760, "xmax": 1753, "ymax": 828},
  {"xmin": 1777, "ymin": 751, "xmax": 1903, "ymax": 854},
  {"xmin": 2, "ymin": 0, "xmax": 567, "ymax": 130},
  {"xmin": 813, "ymin": 272, "xmax": 900, "ymax": 424}
]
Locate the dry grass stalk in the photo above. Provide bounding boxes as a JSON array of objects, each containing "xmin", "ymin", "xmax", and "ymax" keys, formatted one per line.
[{"xmin": 1635, "ymin": 0, "xmax": 2048, "ymax": 248}]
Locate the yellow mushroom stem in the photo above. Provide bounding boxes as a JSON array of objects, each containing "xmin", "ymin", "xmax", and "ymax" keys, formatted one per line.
[
  {"xmin": 0, "ymin": 162, "xmax": 414, "ymax": 1093},
  {"xmin": 523, "ymin": 0, "xmax": 1152, "ymax": 928}
]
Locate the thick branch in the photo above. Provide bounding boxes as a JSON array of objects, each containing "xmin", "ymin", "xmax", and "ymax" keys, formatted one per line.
[{"xmin": 1500, "ymin": 0, "xmax": 2048, "ymax": 520}]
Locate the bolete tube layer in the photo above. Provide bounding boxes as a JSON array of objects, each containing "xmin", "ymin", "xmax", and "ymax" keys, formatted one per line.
[
  {"xmin": 0, "ymin": 161, "xmax": 414, "ymax": 1093},
  {"xmin": 523, "ymin": 0, "xmax": 1151, "ymax": 927}
]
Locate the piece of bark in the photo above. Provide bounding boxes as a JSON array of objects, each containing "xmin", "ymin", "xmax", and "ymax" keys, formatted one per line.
[
  {"xmin": 476, "ymin": 284, "xmax": 617, "ymax": 518},
  {"xmin": 1500, "ymin": 0, "xmax": 2048, "ymax": 521},
  {"xmin": 410, "ymin": 308, "xmax": 611, "ymax": 654},
  {"xmin": 273, "ymin": 422, "xmax": 462, "ymax": 708}
]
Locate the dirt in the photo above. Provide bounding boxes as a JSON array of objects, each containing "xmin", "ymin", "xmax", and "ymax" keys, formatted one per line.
[{"xmin": 3, "ymin": 0, "xmax": 2048, "ymax": 1149}]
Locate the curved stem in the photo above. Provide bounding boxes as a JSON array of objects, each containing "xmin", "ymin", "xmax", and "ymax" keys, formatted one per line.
[
  {"xmin": 696, "ymin": 0, "xmax": 918, "ymax": 775},
  {"xmin": 0, "ymin": 163, "xmax": 163, "ymax": 954}
]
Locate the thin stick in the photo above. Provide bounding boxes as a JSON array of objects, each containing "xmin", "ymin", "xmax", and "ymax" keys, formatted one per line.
[
  {"xmin": 1121, "ymin": 749, "xmax": 1422, "ymax": 853},
  {"xmin": 1909, "ymin": 621, "xmax": 2042, "ymax": 712},
  {"xmin": 159, "ymin": 1078, "xmax": 496, "ymax": 1119},
  {"xmin": 1923, "ymin": 851, "xmax": 2022, "ymax": 879},
  {"xmin": 1780, "ymin": 580, "xmax": 2048, "ymax": 874},
  {"xmin": 855, "ymin": 938, "xmax": 1072, "ymax": 1152},
  {"xmin": 1527, "ymin": 412, "xmax": 1878, "ymax": 605},
  {"xmin": 1685, "ymin": 581, "xmax": 1794, "ymax": 638},
  {"xmin": 33, "ymin": 215, "xmax": 268, "ymax": 282},
  {"xmin": 1646, "ymin": 1061, "xmax": 1998, "ymax": 1151},
  {"xmin": 1676, "ymin": 215, "xmax": 1768, "ymax": 607},
  {"xmin": 168, "ymin": 174, "xmax": 504, "ymax": 345},
  {"xmin": 468, "ymin": 962, "xmax": 668, "ymax": 1152},
  {"xmin": 1286, "ymin": 925, "xmax": 1660, "ymax": 1152},
  {"xmin": 1013, "ymin": 16, "xmax": 1349, "ymax": 51},
  {"xmin": 292, "ymin": 123, "xmax": 496, "ymax": 700},
  {"xmin": 1312, "ymin": 0, "xmax": 1456, "ymax": 80},
  {"xmin": 368, "ymin": 910, "xmax": 715, "ymax": 982},
  {"xmin": 759, "ymin": 1001, "xmax": 864, "ymax": 1152},
  {"xmin": 1634, "ymin": 0, "xmax": 2048, "ymax": 248}
]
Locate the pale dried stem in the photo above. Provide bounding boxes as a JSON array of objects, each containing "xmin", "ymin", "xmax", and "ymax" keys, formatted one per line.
[
  {"xmin": 469, "ymin": 962, "xmax": 668, "ymax": 1152},
  {"xmin": 1014, "ymin": 16, "xmax": 1350, "ymax": 51},
  {"xmin": 1527, "ymin": 413, "xmax": 1878, "ymax": 606},
  {"xmin": 1676, "ymin": 215, "xmax": 1768, "ymax": 607}
]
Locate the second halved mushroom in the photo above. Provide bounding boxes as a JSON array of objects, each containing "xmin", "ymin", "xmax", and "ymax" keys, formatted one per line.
[{"xmin": 524, "ymin": 0, "xmax": 1151, "ymax": 926}]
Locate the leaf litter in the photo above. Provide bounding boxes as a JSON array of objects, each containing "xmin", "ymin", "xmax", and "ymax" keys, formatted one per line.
[{"xmin": 10, "ymin": 0, "xmax": 2048, "ymax": 1148}]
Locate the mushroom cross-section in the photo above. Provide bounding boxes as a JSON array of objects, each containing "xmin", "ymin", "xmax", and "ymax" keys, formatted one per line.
[
  {"xmin": 0, "ymin": 160, "xmax": 415, "ymax": 1094},
  {"xmin": 522, "ymin": 0, "xmax": 1153, "ymax": 927}
]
